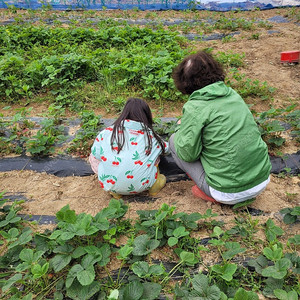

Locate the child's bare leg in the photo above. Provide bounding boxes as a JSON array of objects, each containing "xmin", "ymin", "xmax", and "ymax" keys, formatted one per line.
[{"xmin": 89, "ymin": 154, "xmax": 100, "ymax": 174}]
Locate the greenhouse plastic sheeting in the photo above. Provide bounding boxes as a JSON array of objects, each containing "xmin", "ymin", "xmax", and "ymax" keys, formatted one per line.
[{"xmin": 0, "ymin": 0, "xmax": 299, "ymax": 11}]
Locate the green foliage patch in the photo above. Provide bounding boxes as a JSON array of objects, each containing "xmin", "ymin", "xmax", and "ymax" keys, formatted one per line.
[
  {"xmin": 0, "ymin": 23, "xmax": 188, "ymax": 107},
  {"xmin": 0, "ymin": 193, "xmax": 299, "ymax": 299}
]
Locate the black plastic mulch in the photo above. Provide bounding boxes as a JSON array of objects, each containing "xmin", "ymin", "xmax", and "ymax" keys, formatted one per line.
[{"xmin": 0, "ymin": 151, "xmax": 299, "ymax": 177}]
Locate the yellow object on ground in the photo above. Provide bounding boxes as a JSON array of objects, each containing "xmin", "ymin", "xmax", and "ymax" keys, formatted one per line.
[{"xmin": 149, "ymin": 168, "xmax": 166, "ymax": 196}]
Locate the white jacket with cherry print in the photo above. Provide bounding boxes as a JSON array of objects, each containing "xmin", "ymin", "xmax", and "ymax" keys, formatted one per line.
[{"xmin": 91, "ymin": 120, "xmax": 169, "ymax": 195}]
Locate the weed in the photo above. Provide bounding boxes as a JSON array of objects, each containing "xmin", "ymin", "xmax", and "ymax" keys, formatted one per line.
[
  {"xmin": 67, "ymin": 110, "xmax": 102, "ymax": 157},
  {"xmin": 216, "ymin": 51, "xmax": 245, "ymax": 68},
  {"xmin": 6, "ymin": 4, "xmax": 17, "ymax": 13},
  {"xmin": 221, "ymin": 35, "xmax": 237, "ymax": 43},
  {"xmin": 226, "ymin": 68, "xmax": 276, "ymax": 101},
  {"xmin": 257, "ymin": 20, "xmax": 273, "ymax": 29},
  {"xmin": 248, "ymin": 33, "xmax": 260, "ymax": 40},
  {"xmin": 286, "ymin": 7, "xmax": 300, "ymax": 22},
  {"xmin": 47, "ymin": 104, "xmax": 65, "ymax": 125},
  {"xmin": 215, "ymin": 16, "xmax": 254, "ymax": 31}
]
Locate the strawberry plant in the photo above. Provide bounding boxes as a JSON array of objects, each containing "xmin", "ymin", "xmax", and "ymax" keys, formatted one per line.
[
  {"xmin": 226, "ymin": 68, "xmax": 276, "ymax": 101},
  {"xmin": 285, "ymin": 109, "xmax": 300, "ymax": 143},
  {"xmin": 67, "ymin": 110, "xmax": 102, "ymax": 157},
  {"xmin": 280, "ymin": 207, "xmax": 300, "ymax": 225},
  {"xmin": 26, "ymin": 131, "xmax": 56, "ymax": 156},
  {"xmin": 0, "ymin": 194, "xmax": 300, "ymax": 299}
]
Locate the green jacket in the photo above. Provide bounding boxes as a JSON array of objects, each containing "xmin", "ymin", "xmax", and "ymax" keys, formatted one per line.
[{"xmin": 174, "ymin": 81, "xmax": 271, "ymax": 193}]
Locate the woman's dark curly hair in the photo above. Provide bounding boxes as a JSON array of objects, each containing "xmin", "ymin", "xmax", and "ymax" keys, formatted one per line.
[{"xmin": 172, "ymin": 51, "xmax": 225, "ymax": 95}]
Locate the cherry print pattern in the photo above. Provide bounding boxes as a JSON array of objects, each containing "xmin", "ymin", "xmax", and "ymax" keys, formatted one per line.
[{"xmin": 91, "ymin": 120, "xmax": 169, "ymax": 195}]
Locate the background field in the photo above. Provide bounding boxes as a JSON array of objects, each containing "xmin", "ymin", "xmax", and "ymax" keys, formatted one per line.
[{"xmin": 0, "ymin": 6, "xmax": 299, "ymax": 300}]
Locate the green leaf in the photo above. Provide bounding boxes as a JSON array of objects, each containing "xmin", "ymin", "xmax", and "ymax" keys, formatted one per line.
[
  {"xmin": 72, "ymin": 246, "xmax": 86, "ymax": 259},
  {"xmin": 118, "ymin": 244, "xmax": 133, "ymax": 260},
  {"xmin": 168, "ymin": 237, "xmax": 178, "ymax": 247},
  {"xmin": 32, "ymin": 262, "xmax": 49, "ymax": 279},
  {"xmin": 8, "ymin": 227, "xmax": 32, "ymax": 249},
  {"xmin": 2, "ymin": 273, "xmax": 22, "ymax": 292},
  {"xmin": 288, "ymin": 235, "xmax": 300, "ymax": 245},
  {"xmin": 132, "ymin": 261, "xmax": 149, "ymax": 277},
  {"xmin": 107, "ymin": 198, "xmax": 128, "ymax": 219},
  {"xmin": 56, "ymin": 205, "xmax": 76, "ymax": 223},
  {"xmin": 122, "ymin": 280, "xmax": 143, "ymax": 300},
  {"xmin": 141, "ymin": 219, "xmax": 156, "ymax": 227},
  {"xmin": 280, "ymin": 208, "xmax": 292, "ymax": 215},
  {"xmin": 82, "ymin": 253, "xmax": 102, "ymax": 268},
  {"xmin": 66, "ymin": 280, "xmax": 100, "ymax": 300},
  {"xmin": 263, "ymin": 278, "xmax": 284, "ymax": 297},
  {"xmin": 49, "ymin": 230, "xmax": 62, "ymax": 240},
  {"xmin": 155, "ymin": 211, "xmax": 168, "ymax": 223},
  {"xmin": 149, "ymin": 264, "xmax": 165, "ymax": 276},
  {"xmin": 247, "ymin": 255, "xmax": 269, "ymax": 274},
  {"xmin": 262, "ymin": 258, "xmax": 291, "ymax": 279},
  {"xmin": 50, "ymin": 254, "xmax": 72, "ymax": 272},
  {"xmin": 141, "ymin": 282, "xmax": 162, "ymax": 300},
  {"xmin": 132, "ymin": 234, "xmax": 160, "ymax": 256},
  {"xmin": 192, "ymin": 274, "xmax": 221, "ymax": 299},
  {"xmin": 233, "ymin": 198, "xmax": 255, "ymax": 209},
  {"xmin": 274, "ymin": 289, "xmax": 298, "ymax": 300},
  {"xmin": 179, "ymin": 212, "xmax": 201, "ymax": 229},
  {"xmin": 173, "ymin": 226, "xmax": 186, "ymax": 237},
  {"xmin": 97, "ymin": 244, "xmax": 111, "ymax": 267},
  {"xmin": 212, "ymin": 263, "xmax": 237, "ymax": 281},
  {"xmin": 77, "ymin": 267, "xmax": 95, "ymax": 286},
  {"xmin": 283, "ymin": 214, "xmax": 297, "ymax": 225},
  {"xmin": 234, "ymin": 288, "xmax": 259, "ymax": 300},
  {"xmin": 64, "ymin": 210, "xmax": 77, "ymax": 223},
  {"xmin": 60, "ymin": 231, "xmax": 76, "ymax": 241},
  {"xmin": 220, "ymin": 292, "xmax": 228, "ymax": 300},
  {"xmin": 212, "ymin": 226, "xmax": 224, "ymax": 238},
  {"xmin": 180, "ymin": 251, "xmax": 196, "ymax": 264},
  {"xmin": 0, "ymin": 227, "xmax": 19, "ymax": 241},
  {"xmin": 21, "ymin": 294, "xmax": 33, "ymax": 300},
  {"xmin": 108, "ymin": 289, "xmax": 119, "ymax": 300},
  {"xmin": 19, "ymin": 248, "xmax": 34, "ymax": 263},
  {"xmin": 290, "ymin": 207, "xmax": 300, "ymax": 216},
  {"xmin": 223, "ymin": 242, "xmax": 246, "ymax": 260},
  {"xmin": 53, "ymin": 292, "xmax": 63, "ymax": 300},
  {"xmin": 263, "ymin": 245, "xmax": 282, "ymax": 261},
  {"xmin": 93, "ymin": 215, "xmax": 110, "ymax": 231},
  {"xmin": 209, "ymin": 239, "xmax": 225, "ymax": 246},
  {"xmin": 66, "ymin": 265, "xmax": 83, "ymax": 288},
  {"xmin": 265, "ymin": 219, "xmax": 284, "ymax": 242},
  {"xmin": 83, "ymin": 245, "xmax": 102, "ymax": 255}
]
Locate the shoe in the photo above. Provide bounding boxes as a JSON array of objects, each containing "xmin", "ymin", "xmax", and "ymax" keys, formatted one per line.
[
  {"xmin": 149, "ymin": 174, "xmax": 166, "ymax": 196},
  {"xmin": 109, "ymin": 192, "xmax": 122, "ymax": 199},
  {"xmin": 191, "ymin": 185, "xmax": 218, "ymax": 203}
]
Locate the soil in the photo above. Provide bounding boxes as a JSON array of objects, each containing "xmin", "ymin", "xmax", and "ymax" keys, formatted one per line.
[
  {"xmin": 0, "ymin": 8, "xmax": 299, "ymax": 237},
  {"xmin": 0, "ymin": 171, "xmax": 299, "ymax": 217}
]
